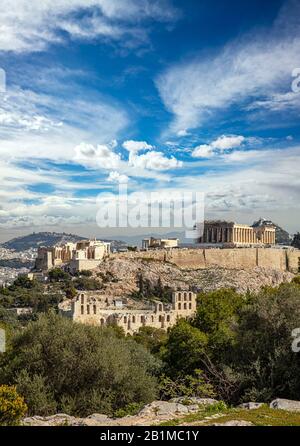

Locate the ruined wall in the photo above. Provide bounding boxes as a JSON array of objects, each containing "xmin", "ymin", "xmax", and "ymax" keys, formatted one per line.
[
  {"xmin": 116, "ymin": 247, "xmax": 300, "ymax": 272},
  {"xmin": 286, "ymin": 250, "xmax": 300, "ymax": 274}
]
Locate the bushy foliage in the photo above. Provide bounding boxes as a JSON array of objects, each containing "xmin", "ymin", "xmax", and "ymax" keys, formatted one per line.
[
  {"xmin": 133, "ymin": 326, "xmax": 168, "ymax": 354},
  {"xmin": 230, "ymin": 283, "xmax": 300, "ymax": 402},
  {"xmin": 159, "ymin": 369, "xmax": 215, "ymax": 400},
  {"xmin": 0, "ymin": 385, "xmax": 27, "ymax": 425},
  {"xmin": 161, "ymin": 319, "xmax": 208, "ymax": 376},
  {"xmin": 1, "ymin": 312, "xmax": 161, "ymax": 417}
]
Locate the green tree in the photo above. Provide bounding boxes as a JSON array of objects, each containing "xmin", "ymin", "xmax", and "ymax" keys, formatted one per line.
[
  {"xmin": 1, "ymin": 312, "xmax": 161, "ymax": 416},
  {"xmin": 231, "ymin": 283, "xmax": 300, "ymax": 403},
  {"xmin": 194, "ymin": 288, "xmax": 245, "ymax": 355},
  {"xmin": 292, "ymin": 232, "xmax": 300, "ymax": 249},
  {"xmin": 133, "ymin": 326, "xmax": 168, "ymax": 354},
  {"xmin": 162, "ymin": 319, "xmax": 208, "ymax": 376}
]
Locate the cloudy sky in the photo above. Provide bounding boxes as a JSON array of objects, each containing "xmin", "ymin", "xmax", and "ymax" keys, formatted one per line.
[{"xmin": 0, "ymin": 0, "xmax": 300, "ymax": 242}]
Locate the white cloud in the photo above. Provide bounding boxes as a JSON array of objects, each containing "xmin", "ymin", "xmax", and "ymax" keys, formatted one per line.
[
  {"xmin": 129, "ymin": 150, "xmax": 182, "ymax": 170},
  {"xmin": 0, "ymin": 0, "xmax": 179, "ymax": 53},
  {"xmin": 192, "ymin": 135, "xmax": 245, "ymax": 158},
  {"xmin": 156, "ymin": 0, "xmax": 300, "ymax": 133},
  {"xmin": 192, "ymin": 144, "xmax": 213, "ymax": 158},
  {"xmin": 0, "ymin": 84, "xmax": 129, "ymax": 161},
  {"xmin": 74, "ymin": 143, "xmax": 121, "ymax": 169},
  {"xmin": 107, "ymin": 171, "xmax": 129, "ymax": 183},
  {"xmin": 122, "ymin": 140, "xmax": 153, "ymax": 153}
]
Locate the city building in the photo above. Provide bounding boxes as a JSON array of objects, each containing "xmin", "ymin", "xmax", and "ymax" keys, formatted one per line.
[
  {"xmin": 198, "ymin": 220, "xmax": 275, "ymax": 246},
  {"xmin": 60, "ymin": 290, "xmax": 197, "ymax": 335}
]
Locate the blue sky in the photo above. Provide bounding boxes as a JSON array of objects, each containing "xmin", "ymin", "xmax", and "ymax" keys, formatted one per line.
[{"xmin": 0, "ymin": 0, "xmax": 299, "ymax": 241}]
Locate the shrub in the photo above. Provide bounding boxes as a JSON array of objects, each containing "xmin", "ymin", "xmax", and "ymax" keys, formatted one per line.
[
  {"xmin": 2, "ymin": 312, "xmax": 161, "ymax": 417},
  {"xmin": 0, "ymin": 385, "xmax": 27, "ymax": 425},
  {"xmin": 159, "ymin": 369, "xmax": 215, "ymax": 400}
]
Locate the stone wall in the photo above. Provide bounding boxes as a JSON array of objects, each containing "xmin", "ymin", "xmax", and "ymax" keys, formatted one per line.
[{"xmin": 115, "ymin": 247, "xmax": 300, "ymax": 273}]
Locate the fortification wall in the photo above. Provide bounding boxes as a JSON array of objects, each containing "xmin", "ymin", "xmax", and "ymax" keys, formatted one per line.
[{"xmin": 116, "ymin": 247, "xmax": 300, "ymax": 273}]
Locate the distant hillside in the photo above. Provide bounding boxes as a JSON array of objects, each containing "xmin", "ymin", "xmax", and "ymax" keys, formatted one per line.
[
  {"xmin": 2, "ymin": 232, "xmax": 86, "ymax": 251},
  {"xmin": 252, "ymin": 218, "xmax": 291, "ymax": 245},
  {"xmin": 1, "ymin": 232, "xmax": 128, "ymax": 252}
]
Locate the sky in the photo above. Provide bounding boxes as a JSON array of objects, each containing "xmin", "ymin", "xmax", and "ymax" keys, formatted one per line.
[{"xmin": 0, "ymin": 0, "xmax": 300, "ymax": 242}]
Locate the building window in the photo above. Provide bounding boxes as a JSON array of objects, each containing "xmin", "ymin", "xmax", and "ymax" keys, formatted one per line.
[
  {"xmin": 167, "ymin": 315, "xmax": 170, "ymax": 322},
  {"xmin": 184, "ymin": 292, "xmax": 187, "ymax": 301},
  {"xmin": 93, "ymin": 305, "xmax": 97, "ymax": 314},
  {"xmin": 189, "ymin": 292, "xmax": 192, "ymax": 301},
  {"xmin": 189, "ymin": 303, "xmax": 192, "ymax": 309},
  {"xmin": 178, "ymin": 303, "xmax": 181, "ymax": 310},
  {"xmin": 132, "ymin": 316, "xmax": 136, "ymax": 323},
  {"xmin": 81, "ymin": 305, "xmax": 84, "ymax": 315},
  {"xmin": 184, "ymin": 303, "xmax": 187, "ymax": 310},
  {"xmin": 81, "ymin": 294, "xmax": 84, "ymax": 304},
  {"xmin": 159, "ymin": 315, "xmax": 162, "ymax": 322},
  {"xmin": 178, "ymin": 292, "xmax": 181, "ymax": 301},
  {"xmin": 124, "ymin": 316, "xmax": 127, "ymax": 324},
  {"xmin": 87, "ymin": 305, "xmax": 90, "ymax": 315},
  {"xmin": 159, "ymin": 304, "xmax": 163, "ymax": 311},
  {"xmin": 151, "ymin": 316, "xmax": 154, "ymax": 323}
]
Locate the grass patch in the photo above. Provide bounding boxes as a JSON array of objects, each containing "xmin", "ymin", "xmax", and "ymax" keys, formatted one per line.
[{"xmin": 159, "ymin": 404, "xmax": 300, "ymax": 426}]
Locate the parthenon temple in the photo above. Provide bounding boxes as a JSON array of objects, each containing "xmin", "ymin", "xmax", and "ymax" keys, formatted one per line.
[{"xmin": 198, "ymin": 221, "xmax": 276, "ymax": 246}]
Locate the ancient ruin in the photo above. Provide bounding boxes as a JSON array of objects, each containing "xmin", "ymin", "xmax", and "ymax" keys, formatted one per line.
[
  {"xmin": 61, "ymin": 290, "xmax": 197, "ymax": 334},
  {"xmin": 198, "ymin": 220, "xmax": 275, "ymax": 246},
  {"xmin": 35, "ymin": 239, "xmax": 111, "ymax": 272},
  {"xmin": 142, "ymin": 237, "xmax": 179, "ymax": 249}
]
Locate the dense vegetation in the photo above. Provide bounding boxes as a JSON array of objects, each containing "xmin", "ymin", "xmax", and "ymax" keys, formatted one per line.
[{"xmin": 1, "ymin": 272, "xmax": 300, "ymax": 422}]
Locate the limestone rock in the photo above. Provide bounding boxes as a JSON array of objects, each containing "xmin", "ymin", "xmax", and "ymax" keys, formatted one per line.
[
  {"xmin": 238, "ymin": 402, "xmax": 264, "ymax": 410},
  {"xmin": 138, "ymin": 401, "xmax": 190, "ymax": 419},
  {"xmin": 270, "ymin": 398, "xmax": 300, "ymax": 412},
  {"xmin": 170, "ymin": 397, "xmax": 218, "ymax": 406}
]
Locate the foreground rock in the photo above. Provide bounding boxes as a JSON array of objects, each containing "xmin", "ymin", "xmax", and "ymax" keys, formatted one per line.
[
  {"xmin": 238, "ymin": 402, "xmax": 264, "ymax": 410},
  {"xmin": 22, "ymin": 399, "xmax": 218, "ymax": 426},
  {"xmin": 270, "ymin": 399, "xmax": 300, "ymax": 412}
]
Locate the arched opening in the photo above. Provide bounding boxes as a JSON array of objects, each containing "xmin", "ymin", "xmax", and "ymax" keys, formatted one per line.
[
  {"xmin": 132, "ymin": 316, "xmax": 136, "ymax": 323},
  {"xmin": 184, "ymin": 292, "xmax": 187, "ymax": 301},
  {"xmin": 178, "ymin": 303, "xmax": 181, "ymax": 310},
  {"xmin": 81, "ymin": 305, "xmax": 84, "ymax": 315},
  {"xmin": 93, "ymin": 305, "xmax": 97, "ymax": 314},
  {"xmin": 100, "ymin": 318, "xmax": 105, "ymax": 326},
  {"xmin": 184, "ymin": 303, "xmax": 187, "ymax": 310}
]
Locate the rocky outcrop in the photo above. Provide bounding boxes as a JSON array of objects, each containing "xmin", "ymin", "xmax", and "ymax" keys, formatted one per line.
[
  {"xmin": 270, "ymin": 399, "xmax": 300, "ymax": 412},
  {"xmin": 22, "ymin": 399, "xmax": 218, "ymax": 426},
  {"xmin": 92, "ymin": 255, "xmax": 294, "ymax": 297},
  {"xmin": 238, "ymin": 402, "xmax": 264, "ymax": 410}
]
